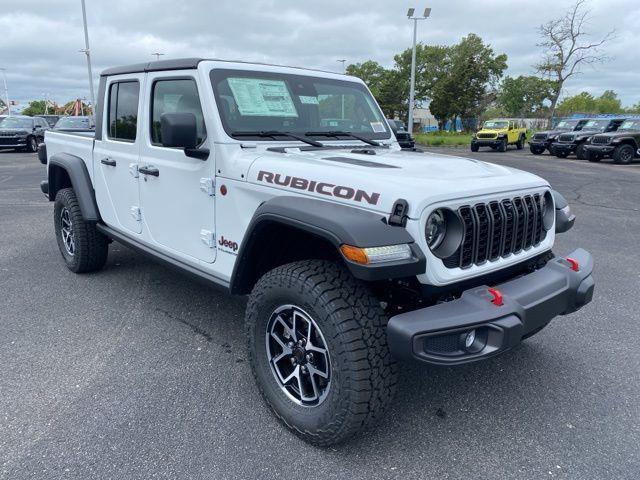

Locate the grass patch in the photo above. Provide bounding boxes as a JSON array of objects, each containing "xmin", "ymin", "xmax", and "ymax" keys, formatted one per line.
[{"xmin": 415, "ymin": 132, "xmax": 473, "ymax": 146}]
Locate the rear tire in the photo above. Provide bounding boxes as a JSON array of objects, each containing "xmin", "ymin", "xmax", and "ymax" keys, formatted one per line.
[
  {"xmin": 612, "ymin": 144, "xmax": 634, "ymax": 164},
  {"xmin": 54, "ymin": 188, "xmax": 108, "ymax": 273},
  {"xmin": 246, "ymin": 260, "xmax": 398, "ymax": 446}
]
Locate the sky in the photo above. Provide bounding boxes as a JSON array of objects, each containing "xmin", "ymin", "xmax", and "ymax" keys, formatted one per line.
[{"xmin": 1, "ymin": 0, "xmax": 639, "ymax": 110}]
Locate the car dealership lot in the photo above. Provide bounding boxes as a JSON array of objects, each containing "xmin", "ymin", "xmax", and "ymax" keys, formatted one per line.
[{"xmin": 1, "ymin": 148, "xmax": 638, "ymax": 479}]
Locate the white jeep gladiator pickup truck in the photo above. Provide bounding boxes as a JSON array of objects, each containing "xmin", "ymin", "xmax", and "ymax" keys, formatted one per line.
[{"xmin": 39, "ymin": 58, "xmax": 594, "ymax": 446}]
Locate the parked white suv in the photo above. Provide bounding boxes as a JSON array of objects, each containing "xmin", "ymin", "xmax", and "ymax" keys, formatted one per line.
[{"xmin": 39, "ymin": 58, "xmax": 594, "ymax": 445}]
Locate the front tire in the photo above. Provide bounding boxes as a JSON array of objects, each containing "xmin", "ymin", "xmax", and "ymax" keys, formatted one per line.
[
  {"xmin": 555, "ymin": 150, "xmax": 569, "ymax": 158},
  {"xmin": 529, "ymin": 145, "xmax": 545, "ymax": 155},
  {"xmin": 246, "ymin": 260, "xmax": 398, "ymax": 446},
  {"xmin": 27, "ymin": 136, "xmax": 38, "ymax": 153},
  {"xmin": 470, "ymin": 142, "xmax": 479, "ymax": 152},
  {"xmin": 587, "ymin": 151, "xmax": 602, "ymax": 162},
  {"xmin": 575, "ymin": 143, "xmax": 587, "ymax": 160},
  {"xmin": 498, "ymin": 138, "xmax": 507, "ymax": 152},
  {"xmin": 516, "ymin": 135, "xmax": 525, "ymax": 150},
  {"xmin": 613, "ymin": 144, "xmax": 635, "ymax": 164},
  {"xmin": 54, "ymin": 188, "xmax": 109, "ymax": 273}
]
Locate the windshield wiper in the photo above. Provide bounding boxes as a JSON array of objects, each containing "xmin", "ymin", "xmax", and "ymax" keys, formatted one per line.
[
  {"xmin": 305, "ymin": 131, "xmax": 381, "ymax": 147},
  {"xmin": 231, "ymin": 130, "xmax": 324, "ymax": 147}
]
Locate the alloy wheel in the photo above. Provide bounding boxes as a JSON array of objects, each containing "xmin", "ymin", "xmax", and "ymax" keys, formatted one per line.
[
  {"xmin": 60, "ymin": 207, "xmax": 75, "ymax": 256},
  {"xmin": 265, "ymin": 305, "xmax": 331, "ymax": 407}
]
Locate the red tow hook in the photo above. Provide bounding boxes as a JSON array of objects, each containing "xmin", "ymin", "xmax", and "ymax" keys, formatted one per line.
[
  {"xmin": 566, "ymin": 257, "xmax": 580, "ymax": 272},
  {"xmin": 487, "ymin": 287, "xmax": 504, "ymax": 307}
]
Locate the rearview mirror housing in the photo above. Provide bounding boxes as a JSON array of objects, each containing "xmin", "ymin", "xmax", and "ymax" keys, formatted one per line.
[{"xmin": 160, "ymin": 112, "xmax": 198, "ymax": 149}]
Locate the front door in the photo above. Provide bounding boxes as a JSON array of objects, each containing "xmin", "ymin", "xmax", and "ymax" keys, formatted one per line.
[
  {"xmin": 138, "ymin": 73, "xmax": 216, "ymax": 263},
  {"xmin": 93, "ymin": 75, "xmax": 143, "ymax": 234}
]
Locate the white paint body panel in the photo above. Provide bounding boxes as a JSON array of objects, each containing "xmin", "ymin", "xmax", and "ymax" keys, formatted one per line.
[{"xmin": 46, "ymin": 59, "xmax": 555, "ymax": 289}]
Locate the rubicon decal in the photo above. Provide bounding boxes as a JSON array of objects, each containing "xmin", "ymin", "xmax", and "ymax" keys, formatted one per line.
[
  {"xmin": 218, "ymin": 235, "xmax": 239, "ymax": 253},
  {"xmin": 257, "ymin": 171, "xmax": 380, "ymax": 205}
]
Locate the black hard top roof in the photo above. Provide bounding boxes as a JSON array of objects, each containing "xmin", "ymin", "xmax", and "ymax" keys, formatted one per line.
[{"xmin": 100, "ymin": 58, "xmax": 344, "ymax": 77}]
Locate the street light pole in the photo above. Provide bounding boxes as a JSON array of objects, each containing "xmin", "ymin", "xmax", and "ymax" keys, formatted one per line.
[
  {"xmin": 407, "ymin": 7, "xmax": 431, "ymax": 134},
  {"xmin": 337, "ymin": 59, "xmax": 346, "ymax": 119},
  {"xmin": 0, "ymin": 68, "xmax": 11, "ymax": 115},
  {"xmin": 152, "ymin": 53, "xmax": 165, "ymax": 61},
  {"xmin": 80, "ymin": 0, "xmax": 96, "ymax": 117}
]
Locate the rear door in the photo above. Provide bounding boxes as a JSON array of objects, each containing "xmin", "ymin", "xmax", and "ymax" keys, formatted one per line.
[
  {"xmin": 93, "ymin": 74, "xmax": 144, "ymax": 234},
  {"xmin": 138, "ymin": 72, "xmax": 216, "ymax": 263}
]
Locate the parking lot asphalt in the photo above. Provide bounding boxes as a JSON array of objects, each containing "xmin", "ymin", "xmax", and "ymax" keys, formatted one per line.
[{"xmin": 1, "ymin": 146, "xmax": 639, "ymax": 480}]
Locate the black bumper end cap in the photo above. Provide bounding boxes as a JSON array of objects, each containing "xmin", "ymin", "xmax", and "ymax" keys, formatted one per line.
[{"xmin": 40, "ymin": 180, "xmax": 48, "ymax": 196}]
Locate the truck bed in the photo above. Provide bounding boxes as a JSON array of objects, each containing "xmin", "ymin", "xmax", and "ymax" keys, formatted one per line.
[{"xmin": 45, "ymin": 130, "xmax": 95, "ymax": 178}]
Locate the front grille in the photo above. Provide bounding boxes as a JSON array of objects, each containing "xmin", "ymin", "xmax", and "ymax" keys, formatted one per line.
[
  {"xmin": 442, "ymin": 194, "xmax": 547, "ymax": 269},
  {"xmin": 533, "ymin": 133, "xmax": 547, "ymax": 141},
  {"xmin": 0, "ymin": 132, "xmax": 16, "ymax": 137},
  {"xmin": 477, "ymin": 133, "xmax": 497, "ymax": 139},
  {"xmin": 558, "ymin": 134, "xmax": 575, "ymax": 142},
  {"xmin": 591, "ymin": 135, "xmax": 611, "ymax": 145},
  {"xmin": 0, "ymin": 138, "xmax": 20, "ymax": 145}
]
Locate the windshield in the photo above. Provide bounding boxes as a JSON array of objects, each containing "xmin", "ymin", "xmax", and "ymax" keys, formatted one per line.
[
  {"xmin": 210, "ymin": 69, "xmax": 391, "ymax": 140},
  {"xmin": 55, "ymin": 117, "xmax": 92, "ymax": 129},
  {"xmin": 618, "ymin": 120, "xmax": 640, "ymax": 131},
  {"xmin": 555, "ymin": 120, "xmax": 580, "ymax": 130},
  {"xmin": 0, "ymin": 117, "xmax": 33, "ymax": 129},
  {"xmin": 483, "ymin": 120, "xmax": 508, "ymax": 129},
  {"xmin": 583, "ymin": 120, "xmax": 610, "ymax": 130}
]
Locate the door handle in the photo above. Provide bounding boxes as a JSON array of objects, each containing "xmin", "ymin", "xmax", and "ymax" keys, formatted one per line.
[
  {"xmin": 101, "ymin": 157, "xmax": 116, "ymax": 166},
  {"xmin": 139, "ymin": 165, "xmax": 159, "ymax": 177}
]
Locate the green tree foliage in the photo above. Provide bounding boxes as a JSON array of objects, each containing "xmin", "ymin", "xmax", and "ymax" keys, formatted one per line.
[
  {"xmin": 21, "ymin": 100, "xmax": 49, "ymax": 116},
  {"xmin": 348, "ymin": 34, "xmax": 507, "ymax": 130},
  {"xmin": 556, "ymin": 90, "xmax": 623, "ymax": 115},
  {"xmin": 497, "ymin": 75, "xmax": 556, "ymax": 117}
]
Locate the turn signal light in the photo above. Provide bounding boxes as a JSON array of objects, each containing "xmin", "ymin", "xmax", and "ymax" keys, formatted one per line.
[
  {"xmin": 340, "ymin": 245, "xmax": 369, "ymax": 264},
  {"xmin": 340, "ymin": 244, "xmax": 412, "ymax": 265}
]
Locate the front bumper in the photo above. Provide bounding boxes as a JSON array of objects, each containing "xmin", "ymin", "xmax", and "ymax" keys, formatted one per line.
[
  {"xmin": 585, "ymin": 144, "xmax": 615, "ymax": 156},
  {"xmin": 553, "ymin": 143, "xmax": 576, "ymax": 154},
  {"xmin": 472, "ymin": 138, "xmax": 504, "ymax": 147},
  {"xmin": 529, "ymin": 140, "xmax": 550, "ymax": 149},
  {"xmin": 387, "ymin": 248, "xmax": 594, "ymax": 365}
]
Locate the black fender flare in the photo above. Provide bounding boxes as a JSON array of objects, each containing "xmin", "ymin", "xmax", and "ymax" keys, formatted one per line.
[
  {"xmin": 48, "ymin": 153, "xmax": 100, "ymax": 221},
  {"xmin": 552, "ymin": 190, "xmax": 575, "ymax": 234},
  {"xmin": 229, "ymin": 196, "xmax": 426, "ymax": 294}
]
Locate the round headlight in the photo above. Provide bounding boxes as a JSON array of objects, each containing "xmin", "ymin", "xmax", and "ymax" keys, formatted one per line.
[
  {"xmin": 541, "ymin": 191, "xmax": 554, "ymax": 231},
  {"xmin": 425, "ymin": 209, "xmax": 447, "ymax": 250}
]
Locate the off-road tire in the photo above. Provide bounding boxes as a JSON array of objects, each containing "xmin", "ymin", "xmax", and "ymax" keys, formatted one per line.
[
  {"xmin": 246, "ymin": 260, "xmax": 398, "ymax": 446},
  {"xmin": 612, "ymin": 144, "xmax": 635, "ymax": 165},
  {"xmin": 498, "ymin": 138, "xmax": 507, "ymax": 152},
  {"xmin": 529, "ymin": 145, "xmax": 545, "ymax": 155},
  {"xmin": 54, "ymin": 188, "xmax": 108, "ymax": 273},
  {"xmin": 587, "ymin": 151, "xmax": 602, "ymax": 162},
  {"xmin": 516, "ymin": 135, "xmax": 525, "ymax": 150},
  {"xmin": 470, "ymin": 142, "xmax": 479, "ymax": 152},
  {"xmin": 555, "ymin": 150, "xmax": 569, "ymax": 158},
  {"xmin": 575, "ymin": 143, "xmax": 587, "ymax": 160},
  {"xmin": 27, "ymin": 136, "xmax": 38, "ymax": 153}
]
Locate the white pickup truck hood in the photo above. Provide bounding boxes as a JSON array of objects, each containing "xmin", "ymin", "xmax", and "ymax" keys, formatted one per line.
[{"xmin": 246, "ymin": 147, "xmax": 549, "ymax": 218}]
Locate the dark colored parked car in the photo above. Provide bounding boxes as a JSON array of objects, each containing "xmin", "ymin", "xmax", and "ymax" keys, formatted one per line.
[
  {"xmin": 529, "ymin": 118, "xmax": 590, "ymax": 155},
  {"xmin": 40, "ymin": 115, "xmax": 61, "ymax": 128},
  {"xmin": 0, "ymin": 115, "xmax": 49, "ymax": 152},
  {"xmin": 553, "ymin": 118, "xmax": 625, "ymax": 159},
  {"xmin": 585, "ymin": 119, "xmax": 640, "ymax": 164},
  {"xmin": 53, "ymin": 115, "xmax": 95, "ymax": 132},
  {"xmin": 387, "ymin": 119, "xmax": 415, "ymax": 149}
]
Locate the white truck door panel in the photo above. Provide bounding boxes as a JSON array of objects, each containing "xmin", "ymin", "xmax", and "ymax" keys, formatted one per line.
[
  {"xmin": 138, "ymin": 73, "xmax": 216, "ymax": 263},
  {"xmin": 93, "ymin": 75, "xmax": 144, "ymax": 234}
]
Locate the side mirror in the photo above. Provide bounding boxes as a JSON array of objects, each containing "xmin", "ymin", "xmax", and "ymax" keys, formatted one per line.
[{"xmin": 160, "ymin": 112, "xmax": 198, "ymax": 149}]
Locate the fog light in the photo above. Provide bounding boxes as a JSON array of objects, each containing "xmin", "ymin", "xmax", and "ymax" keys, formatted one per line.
[{"xmin": 464, "ymin": 330, "xmax": 476, "ymax": 349}]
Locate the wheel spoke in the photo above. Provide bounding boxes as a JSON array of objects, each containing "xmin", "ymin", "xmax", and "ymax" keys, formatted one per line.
[
  {"xmin": 275, "ymin": 315, "xmax": 295, "ymax": 341},
  {"xmin": 307, "ymin": 364, "xmax": 328, "ymax": 379},
  {"xmin": 282, "ymin": 365, "xmax": 299, "ymax": 385}
]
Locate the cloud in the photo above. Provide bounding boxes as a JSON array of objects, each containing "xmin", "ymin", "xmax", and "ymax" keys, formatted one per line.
[{"xmin": 1, "ymin": 0, "xmax": 638, "ymax": 108}]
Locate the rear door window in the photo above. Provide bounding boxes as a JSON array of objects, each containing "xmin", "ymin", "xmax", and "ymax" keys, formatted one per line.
[{"xmin": 107, "ymin": 81, "xmax": 140, "ymax": 142}]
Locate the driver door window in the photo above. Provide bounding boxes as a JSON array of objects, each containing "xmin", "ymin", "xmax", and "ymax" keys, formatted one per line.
[{"xmin": 151, "ymin": 79, "xmax": 206, "ymax": 146}]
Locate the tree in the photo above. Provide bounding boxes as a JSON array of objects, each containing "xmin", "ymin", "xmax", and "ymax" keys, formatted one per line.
[
  {"xmin": 535, "ymin": 0, "xmax": 615, "ymax": 119},
  {"xmin": 497, "ymin": 75, "xmax": 557, "ymax": 117},
  {"xmin": 21, "ymin": 100, "xmax": 49, "ymax": 116},
  {"xmin": 556, "ymin": 90, "xmax": 623, "ymax": 115},
  {"xmin": 596, "ymin": 90, "xmax": 622, "ymax": 113},
  {"xmin": 346, "ymin": 61, "xmax": 386, "ymax": 98}
]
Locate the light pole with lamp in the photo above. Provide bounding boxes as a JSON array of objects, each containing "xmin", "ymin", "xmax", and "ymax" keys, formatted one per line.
[
  {"xmin": 79, "ymin": 0, "xmax": 96, "ymax": 117},
  {"xmin": 152, "ymin": 53, "xmax": 165, "ymax": 61},
  {"xmin": 406, "ymin": 7, "xmax": 431, "ymax": 134},
  {"xmin": 1, "ymin": 68, "xmax": 11, "ymax": 115}
]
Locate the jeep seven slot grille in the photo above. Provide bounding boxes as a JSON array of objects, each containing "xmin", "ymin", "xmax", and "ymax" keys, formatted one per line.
[
  {"xmin": 442, "ymin": 194, "xmax": 547, "ymax": 269},
  {"xmin": 477, "ymin": 133, "xmax": 497, "ymax": 139},
  {"xmin": 558, "ymin": 134, "xmax": 575, "ymax": 142},
  {"xmin": 533, "ymin": 133, "xmax": 548, "ymax": 141},
  {"xmin": 591, "ymin": 135, "xmax": 611, "ymax": 145}
]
